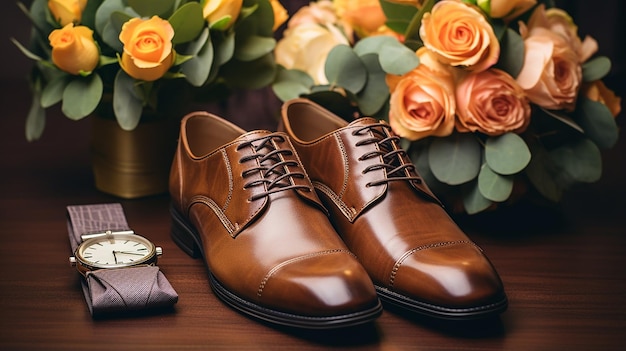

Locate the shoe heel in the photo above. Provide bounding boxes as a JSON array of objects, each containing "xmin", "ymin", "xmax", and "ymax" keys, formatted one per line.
[{"xmin": 170, "ymin": 205, "xmax": 203, "ymax": 259}]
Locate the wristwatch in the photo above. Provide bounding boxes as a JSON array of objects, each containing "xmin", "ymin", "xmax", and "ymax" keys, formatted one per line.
[{"xmin": 67, "ymin": 203, "xmax": 178, "ymax": 317}]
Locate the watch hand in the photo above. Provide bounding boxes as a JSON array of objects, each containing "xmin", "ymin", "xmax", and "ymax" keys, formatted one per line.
[
  {"xmin": 112, "ymin": 251, "xmax": 145, "ymax": 256},
  {"xmin": 112, "ymin": 251, "xmax": 119, "ymax": 264}
]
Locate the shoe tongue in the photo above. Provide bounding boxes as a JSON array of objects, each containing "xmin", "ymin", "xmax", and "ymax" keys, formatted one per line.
[{"xmin": 235, "ymin": 130, "xmax": 275, "ymax": 143}]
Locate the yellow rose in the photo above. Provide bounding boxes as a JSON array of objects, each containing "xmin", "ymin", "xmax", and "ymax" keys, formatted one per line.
[
  {"xmin": 48, "ymin": 23, "xmax": 99, "ymax": 75},
  {"xmin": 202, "ymin": 0, "xmax": 243, "ymax": 30},
  {"xmin": 119, "ymin": 16, "xmax": 176, "ymax": 82},
  {"xmin": 270, "ymin": 0, "xmax": 288, "ymax": 31},
  {"xmin": 285, "ymin": 0, "xmax": 353, "ymax": 42},
  {"xmin": 275, "ymin": 22, "xmax": 350, "ymax": 85},
  {"xmin": 48, "ymin": 0, "xmax": 87, "ymax": 26},
  {"xmin": 516, "ymin": 26, "xmax": 581, "ymax": 111},
  {"xmin": 455, "ymin": 69, "xmax": 531, "ymax": 136},
  {"xmin": 386, "ymin": 49, "xmax": 456, "ymax": 141},
  {"xmin": 420, "ymin": 0, "xmax": 499, "ymax": 72},
  {"xmin": 489, "ymin": 0, "xmax": 536, "ymax": 22},
  {"xmin": 333, "ymin": 0, "xmax": 387, "ymax": 38},
  {"xmin": 582, "ymin": 81, "xmax": 622, "ymax": 117}
]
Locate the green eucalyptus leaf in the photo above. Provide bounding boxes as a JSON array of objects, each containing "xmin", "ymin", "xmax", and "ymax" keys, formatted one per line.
[
  {"xmin": 220, "ymin": 53, "xmax": 276, "ymax": 89},
  {"xmin": 429, "ymin": 133, "xmax": 481, "ymax": 185},
  {"xmin": 169, "ymin": 2, "xmax": 205, "ymax": 44},
  {"xmin": 95, "ymin": 0, "xmax": 125, "ymax": 37},
  {"xmin": 214, "ymin": 31, "xmax": 236, "ymax": 65},
  {"xmin": 550, "ymin": 138, "xmax": 602, "ymax": 183},
  {"xmin": 325, "ymin": 45, "xmax": 367, "ymax": 93},
  {"xmin": 355, "ymin": 54, "xmax": 389, "ymax": 116},
  {"xmin": 181, "ymin": 29, "xmax": 214, "ymax": 87},
  {"xmin": 404, "ymin": 0, "xmax": 435, "ymax": 42},
  {"xmin": 462, "ymin": 180, "xmax": 493, "ymax": 214},
  {"xmin": 494, "ymin": 28, "xmax": 525, "ymax": 78},
  {"xmin": 210, "ymin": 16, "xmax": 233, "ymax": 31},
  {"xmin": 582, "ymin": 56, "xmax": 611, "ymax": 82},
  {"xmin": 234, "ymin": 35, "xmax": 276, "ymax": 62},
  {"xmin": 101, "ymin": 11, "xmax": 133, "ymax": 52},
  {"xmin": 478, "ymin": 163, "xmax": 514, "ymax": 202},
  {"xmin": 541, "ymin": 107, "xmax": 584, "ymax": 133},
  {"xmin": 128, "ymin": 0, "xmax": 175, "ymax": 17},
  {"xmin": 26, "ymin": 91, "xmax": 46, "ymax": 142},
  {"xmin": 41, "ymin": 76, "xmax": 69, "ymax": 108},
  {"xmin": 485, "ymin": 133, "xmax": 531, "ymax": 175},
  {"xmin": 10, "ymin": 38, "xmax": 43, "ymax": 61},
  {"xmin": 62, "ymin": 75, "xmax": 103, "ymax": 120},
  {"xmin": 379, "ymin": 44, "xmax": 420, "ymax": 75},
  {"xmin": 113, "ymin": 70, "xmax": 143, "ymax": 130},
  {"xmin": 576, "ymin": 97, "xmax": 619, "ymax": 149},
  {"xmin": 379, "ymin": 0, "xmax": 420, "ymax": 35},
  {"xmin": 524, "ymin": 137, "xmax": 563, "ymax": 202},
  {"xmin": 272, "ymin": 67, "xmax": 314, "ymax": 102}
]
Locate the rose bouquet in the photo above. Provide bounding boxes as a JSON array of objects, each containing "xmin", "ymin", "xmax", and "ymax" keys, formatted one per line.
[
  {"xmin": 14, "ymin": 0, "xmax": 288, "ymax": 141},
  {"xmin": 272, "ymin": 0, "xmax": 621, "ymax": 214}
]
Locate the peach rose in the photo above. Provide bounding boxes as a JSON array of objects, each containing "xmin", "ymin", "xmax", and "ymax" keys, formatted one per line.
[
  {"xmin": 275, "ymin": 22, "xmax": 350, "ymax": 85},
  {"xmin": 455, "ymin": 69, "xmax": 531, "ymax": 136},
  {"xmin": 48, "ymin": 0, "xmax": 87, "ymax": 26},
  {"xmin": 119, "ymin": 16, "xmax": 176, "ymax": 82},
  {"xmin": 202, "ymin": 0, "xmax": 243, "ymax": 30},
  {"xmin": 489, "ymin": 0, "xmax": 536, "ymax": 22},
  {"xmin": 48, "ymin": 23, "xmax": 99, "ymax": 75},
  {"xmin": 420, "ymin": 0, "xmax": 499, "ymax": 72},
  {"xmin": 525, "ymin": 5, "xmax": 598, "ymax": 63},
  {"xmin": 333, "ymin": 0, "xmax": 387, "ymax": 38},
  {"xmin": 516, "ymin": 26, "xmax": 581, "ymax": 111},
  {"xmin": 270, "ymin": 0, "xmax": 288, "ymax": 31},
  {"xmin": 386, "ymin": 50, "xmax": 456, "ymax": 141},
  {"xmin": 582, "ymin": 81, "xmax": 622, "ymax": 117}
]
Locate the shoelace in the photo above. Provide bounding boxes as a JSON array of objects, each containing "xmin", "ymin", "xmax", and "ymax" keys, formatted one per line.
[
  {"xmin": 236, "ymin": 133, "xmax": 310, "ymax": 201},
  {"xmin": 352, "ymin": 123, "xmax": 422, "ymax": 187}
]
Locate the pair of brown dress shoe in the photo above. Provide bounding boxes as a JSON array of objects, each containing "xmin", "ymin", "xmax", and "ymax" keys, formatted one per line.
[{"xmin": 169, "ymin": 98, "xmax": 507, "ymax": 329}]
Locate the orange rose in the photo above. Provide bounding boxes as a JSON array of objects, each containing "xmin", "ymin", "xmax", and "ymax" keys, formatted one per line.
[
  {"xmin": 269, "ymin": 0, "xmax": 288, "ymax": 31},
  {"xmin": 582, "ymin": 81, "xmax": 622, "ymax": 117},
  {"xmin": 419, "ymin": 0, "xmax": 499, "ymax": 72},
  {"xmin": 516, "ymin": 26, "xmax": 581, "ymax": 111},
  {"xmin": 386, "ymin": 49, "xmax": 456, "ymax": 141},
  {"xmin": 202, "ymin": 0, "xmax": 243, "ymax": 30},
  {"xmin": 489, "ymin": 0, "xmax": 536, "ymax": 22},
  {"xmin": 48, "ymin": 0, "xmax": 87, "ymax": 26},
  {"xmin": 48, "ymin": 23, "xmax": 99, "ymax": 75},
  {"xmin": 119, "ymin": 16, "xmax": 176, "ymax": 82},
  {"xmin": 455, "ymin": 69, "xmax": 531, "ymax": 136},
  {"xmin": 333, "ymin": 0, "xmax": 387, "ymax": 38}
]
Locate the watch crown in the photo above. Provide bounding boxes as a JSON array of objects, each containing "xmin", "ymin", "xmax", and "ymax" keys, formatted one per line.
[
  {"xmin": 69, "ymin": 256, "xmax": 76, "ymax": 266},
  {"xmin": 156, "ymin": 247, "xmax": 163, "ymax": 256}
]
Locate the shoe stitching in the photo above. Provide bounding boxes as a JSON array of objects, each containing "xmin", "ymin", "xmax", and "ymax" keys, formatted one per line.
[
  {"xmin": 389, "ymin": 240, "xmax": 479, "ymax": 287},
  {"xmin": 335, "ymin": 133, "xmax": 349, "ymax": 200},
  {"xmin": 257, "ymin": 249, "xmax": 357, "ymax": 298},
  {"xmin": 312, "ymin": 180, "xmax": 356, "ymax": 221},
  {"xmin": 189, "ymin": 195, "xmax": 236, "ymax": 235},
  {"xmin": 221, "ymin": 149, "xmax": 234, "ymax": 213}
]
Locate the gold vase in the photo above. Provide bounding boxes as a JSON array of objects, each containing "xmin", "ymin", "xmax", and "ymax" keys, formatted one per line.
[{"xmin": 90, "ymin": 116, "xmax": 179, "ymax": 199}]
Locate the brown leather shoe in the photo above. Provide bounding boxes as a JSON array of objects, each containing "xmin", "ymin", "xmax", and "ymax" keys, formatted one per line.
[
  {"xmin": 169, "ymin": 111, "xmax": 382, "ymax": 328},
  {"xmin": 280, "ymin": 99, "xmax": 508, "ymax": 320}
]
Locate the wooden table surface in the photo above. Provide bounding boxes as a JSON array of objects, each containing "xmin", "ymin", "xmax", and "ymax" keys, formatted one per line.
[{"xmin": 1, "ymin": 80, "xmax": 625, "ymax": 351}]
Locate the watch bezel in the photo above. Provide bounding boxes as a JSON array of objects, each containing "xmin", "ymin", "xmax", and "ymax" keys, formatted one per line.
[{"xmin": 72, "ymin": 232, "xmax": 158, "ymax": 274}]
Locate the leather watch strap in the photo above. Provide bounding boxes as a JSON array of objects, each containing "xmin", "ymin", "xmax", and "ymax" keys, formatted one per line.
[{"xmin": 67, "ymin": 203, "xmax": 178, "ymax": 317}]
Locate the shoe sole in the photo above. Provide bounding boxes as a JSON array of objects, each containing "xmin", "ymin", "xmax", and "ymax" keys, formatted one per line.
[
  {"xmin": 375, "ymin": 285, "xmax": 508, "ymax": 320},
  {"xmin": 170, "ymin": 205, "xmax": 383, "ymax": 329}
]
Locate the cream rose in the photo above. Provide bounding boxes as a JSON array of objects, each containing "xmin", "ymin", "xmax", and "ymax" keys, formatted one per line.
[
  {"xmin": 582, "ymin": 81, "xmax": 622, "ymax": 117},
  {"xmin": 286, "ymin": 0, "xmax": 353, "ymax": 42},
  {"xmin": 48, "ymin": 23, "xmax": 99, "ymax": 75},
  {"xmin": 275, "ymin": 22, "xmax": 350, "ymax": 85},
  {"xmin": 119, "ymin": 16, "xmax": 176, "ymax": 82},
  {"xmin": 48, "ymin": 0, "xmax": 87, "ymax": 26},
  {"xmin": 516, "ymin": 25, "xmax": 582, "ymax": 111},
  {"xmin": 489, "ymin": 0, "xmax": 536, "ymax": 22},
  {"xmin": 386, "ymin": 50, "xmax": 456, "ymax": 141},
  {"xmin": 455, "ymin": 69, "xmax": 531, "ymax": 136},
  {"xmin": 419, "ymin": 0, "xmax": 499, "ymax": 72},
  {"xmin": 202, "ymin": 0, "xmax": 243, "ymax": 30}
]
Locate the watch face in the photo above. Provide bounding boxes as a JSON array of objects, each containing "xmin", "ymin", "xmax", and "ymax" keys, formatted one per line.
[{"xmin": 75, "ymin": 233, "xmax": 156, "ymax": 270}]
